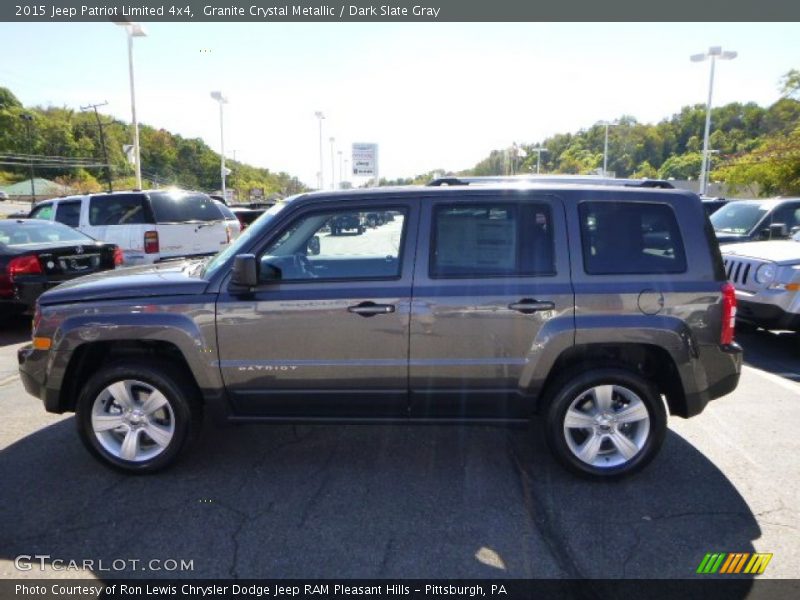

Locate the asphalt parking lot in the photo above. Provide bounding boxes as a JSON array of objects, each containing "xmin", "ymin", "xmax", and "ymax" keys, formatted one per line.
[{"xmin": 0, "ymin": 314, "xmax": 798, "ymax": 582}]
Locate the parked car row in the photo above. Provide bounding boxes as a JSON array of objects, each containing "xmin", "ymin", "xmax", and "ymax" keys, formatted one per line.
[{"xmin": 1, "ymin": 189, "xmax": 271, "ymax": 316}]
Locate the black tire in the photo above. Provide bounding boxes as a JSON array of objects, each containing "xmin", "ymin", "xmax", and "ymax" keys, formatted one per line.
[
  {"xmin": 544, "ymin": 367, "xmax": 667, "ymax": 479},
  {"xmin": 75, "ymin": 360, "xmax": 202, "ymax": 474}
]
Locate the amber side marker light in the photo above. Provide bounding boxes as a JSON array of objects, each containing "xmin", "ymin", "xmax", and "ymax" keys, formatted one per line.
[{"xmin": 32, "ymin": 337, "xmax": 52, "ymax": 350}]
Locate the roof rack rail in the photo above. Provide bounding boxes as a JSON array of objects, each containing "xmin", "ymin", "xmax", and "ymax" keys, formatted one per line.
[
  {"xmin": 427, "ymin": 176, "xmax": 675, "ymax": 189},
  {"xmin": 426, "ymin": 177, "xmax": 468, "ymax": 186},
  {"xmin": 624, "ymin": 180, "xmax": 674, "ymax": 189}
]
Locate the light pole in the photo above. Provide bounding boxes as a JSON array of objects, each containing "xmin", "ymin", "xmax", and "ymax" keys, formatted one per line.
[
  {"xmin": 314, "ymin": 111, "xmax": 325, "ymax": 190},
  {"xmin": 114, "ymin": 21, "xmax": 146, "ymax": 189},
  {"xmin": 329, "ymin": 137, "xmax": 336, "ymax": 190},
  {"xmin": 20, "ymin": 114, "xmax": 35, "ymax": 205},
  {"xmin": 210, "ymin": 91, "xmax": 229, "ymax": 200},
  {"xmin": 337, "ymin": 150, "xmax": 343, "ymax": 189},
  {"xmin": 691, "ymin": 46, "xmax": 737, "ymax": 195},
  {"xmin": 705, "ymin": 149, "xmax": 720, "ymax": 194},
  {"xmin": 530, "ymin": 146, "xmax": 547, "ymax": 174},
  {"xmin": 598, "ymin": 120, "xmax": 618, "ymax": 177}
]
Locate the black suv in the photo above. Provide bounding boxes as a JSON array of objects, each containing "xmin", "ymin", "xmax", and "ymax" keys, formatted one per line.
[{"xmin": 19, "ymin": 184, "xmax": 742, "ymax": 478}]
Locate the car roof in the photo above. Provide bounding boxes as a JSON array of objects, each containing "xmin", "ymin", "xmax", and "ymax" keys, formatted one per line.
[{"xmin": 287, "ymin": 183, "xmax": 697, "ymax": 205}]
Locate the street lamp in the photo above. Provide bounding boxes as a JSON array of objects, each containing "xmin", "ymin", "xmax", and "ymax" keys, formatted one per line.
[
  {"xmin": 329, "ymin": 137, "xmax": 336, "ymax": 190},
  {"xmin": 337, "ymin": 150, "xmax": 343, "ymax": 189},
  {"xmin": 530, "ymin": 146, "xmax": 547, "ymax": 175},
  {"xmin": 691, "ymin": 46, "xmax": 737, "ymax": 195},
  {"xmin": 20, "ymin": 114, "xmax": 35, "ymax": 205},
  {"xmin": 114, "ymin": 21, "xmax": 147, "ymax": 189},
  {"xmin": 314, "ymin": 111, "xmax": 325, "ymax": 190},
  {"xmin": 210, "ymin": 91, "xmax": 229, "ymax": 200},
  {"xmin": 598, "ymin": 120, "xmax": 618, "ymax": 177},
  {"xmin": 705, "ymin": 149, "xmax": 720, "ymax": 193}
]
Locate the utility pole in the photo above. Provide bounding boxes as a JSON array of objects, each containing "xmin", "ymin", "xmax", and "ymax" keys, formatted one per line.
[
  {"xmin": 19, "ymin": 114, "xmax": 35, "ymax": 206},
  {"xmin": 80, "ymin": 101, "xmax": 113, "ymax": 192}
]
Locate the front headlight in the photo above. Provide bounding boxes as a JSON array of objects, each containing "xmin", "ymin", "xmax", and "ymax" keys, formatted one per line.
[{"xmin": 755, "ymin": 263, "xmax": 777, "ymax": 284}]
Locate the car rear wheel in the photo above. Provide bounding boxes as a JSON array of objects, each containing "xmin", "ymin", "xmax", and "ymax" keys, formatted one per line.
[
  {"xmin": 76, "ymin": 361, "xmax": 201, "ymax": 473},
  {"xmin": 544, "ymin": 368, "xmax": 666, "ymax": 479}
]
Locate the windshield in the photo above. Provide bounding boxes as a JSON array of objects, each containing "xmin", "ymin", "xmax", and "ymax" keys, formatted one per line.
[
  {"xmin": 710, "ymin": 203, "xmax": 769, "ymax": 234},
  {"xmin": 149, "ymin": 191, "xmax": 223, "ymax": 223},
  {"xmin": 201, "ymin": 201, "xmax": 290, "ymax": 278},
  {"xmin": 0, "ymin": 220, "xmax": 94, "ymax": 246}
]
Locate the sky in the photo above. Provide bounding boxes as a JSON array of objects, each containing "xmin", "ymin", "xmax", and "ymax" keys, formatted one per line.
[{"xmin": 1, "ymin": 22, "xmax": 799, "ymax": 188}]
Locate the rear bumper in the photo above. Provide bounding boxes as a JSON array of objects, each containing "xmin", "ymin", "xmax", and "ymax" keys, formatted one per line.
[
  {"xmin": 737, "ymin": 299, "xmax": 800, "ymax": 331},
  {"xmin": 679, "ymin": 343, "xmax": 743, "ymax": 418}
]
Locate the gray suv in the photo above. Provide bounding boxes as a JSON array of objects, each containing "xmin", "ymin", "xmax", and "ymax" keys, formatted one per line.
[{"xmin": 18, "ymin": 185, "xmax": 742, "ymax": 478}]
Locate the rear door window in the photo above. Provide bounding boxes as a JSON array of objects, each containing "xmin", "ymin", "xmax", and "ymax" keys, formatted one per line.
[
  {"xmin": 55, "ymin": 201, "xmax": 82, "ymax": 228},
  {"xmin": 89, "ymin": 194, "xmax": 149, "ymax": 225},
  {"xmin": 430, "ymin": 203, "xmax": 555, "ymax": 277},
  {"xmin": 149, "ymin": 192, "xmax": 223, "ymax": 223},
  {"xmin": 579, "ymin": 201, "xmax": 686, "ymax": 275}
]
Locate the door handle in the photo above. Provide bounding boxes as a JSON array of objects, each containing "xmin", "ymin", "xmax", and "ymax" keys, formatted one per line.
[
  {"xmin": 347, "ymin": 301, "xmax": 396, "ymax": 317},
  {"xmin": 508, "ymin": 299, "xmax": 555, "ymax": 314}
]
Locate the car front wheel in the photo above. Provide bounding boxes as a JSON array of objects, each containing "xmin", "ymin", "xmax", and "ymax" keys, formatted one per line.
[
  {"xmin": 76, "ymin": 361, "xmax": 201, "ymax": 473},
  {"xmin": 544, "ymin": 368, "xmax": 666, "ymax": 479}
]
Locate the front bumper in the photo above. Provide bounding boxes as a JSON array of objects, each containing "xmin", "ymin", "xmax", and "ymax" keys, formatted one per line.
[
  {"xmin": 18, "ymin": 344, "xmax": 62, "ymax": 413},
  {"xmin": 737, "ymin": 299, "xmax": 800, "ymax": 331}
]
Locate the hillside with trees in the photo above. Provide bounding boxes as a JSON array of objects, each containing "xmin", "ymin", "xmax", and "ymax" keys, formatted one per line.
[
  {"xmin": 0, "ymin": 87, "xmax": 305, "ymax": 198},
  {"xmin": 384, "ymin": 69, "xmax": 800, "ymax": 196}
]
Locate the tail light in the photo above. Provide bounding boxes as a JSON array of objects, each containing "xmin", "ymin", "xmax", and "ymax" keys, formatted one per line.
[
  {"xmin": 9, "ymin": 255, "xmax": 43, "ymax": 277},
  {"xmin": 113, "ymin": 246, "xmax": 124, "ymax": 266},
  {"xmin": 1, "ymin": 256, "xmax": 42, "ymax": 297},
  {"xmin": 144, "ymin": 231, "xmax": 159, "ymax": 254},
  {"xmin": 721, "ymin": 282, "xmax": 737, "ymax": 345}
]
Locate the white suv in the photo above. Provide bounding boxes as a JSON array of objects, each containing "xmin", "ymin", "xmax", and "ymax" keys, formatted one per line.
[
  {"xmin": 28, "ymin": 190, "xmax": 231, "ymax": 265},
  {"xmin": 722, "ymin": 231, "xmax": 800, "ymax": 331}
]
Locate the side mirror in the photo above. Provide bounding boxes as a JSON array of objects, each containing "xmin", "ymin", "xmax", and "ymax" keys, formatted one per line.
[
  {"xmin": 770, "ymin": 223, "xmax": 789, "ymax": 239},
  {"xmin": 307, "ymin": 235, "xmax": 321, "ymax": 256},
  {"xmin": 230, "ymin": 254, "xmax": 258, "ymax": 288}
]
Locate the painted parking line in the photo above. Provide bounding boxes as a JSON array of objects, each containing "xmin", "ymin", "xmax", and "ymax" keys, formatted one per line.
[{"xmin": 743, "ymin": 365, "xmax": 800, "ymax": 392}]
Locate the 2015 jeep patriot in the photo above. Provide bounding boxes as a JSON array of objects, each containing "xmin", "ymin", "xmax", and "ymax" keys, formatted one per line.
[{"xmin": 18, "ymin": 184, "xmax": 742, "ymax": 478}]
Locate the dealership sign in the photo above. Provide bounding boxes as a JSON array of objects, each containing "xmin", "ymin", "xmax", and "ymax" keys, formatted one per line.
[{"xmin": 352, "ymin": 143, "xmax": 378, "ymax": 177}]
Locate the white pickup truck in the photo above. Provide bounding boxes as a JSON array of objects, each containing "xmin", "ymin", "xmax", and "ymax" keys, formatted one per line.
[{"xmin": 722, "ymin": 231, "xmax": 800, "ymax": 331}]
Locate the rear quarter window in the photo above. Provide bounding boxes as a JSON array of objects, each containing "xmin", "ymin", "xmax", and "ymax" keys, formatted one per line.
[
  {"xmin": 579, "ymin": 201, "xmax": 687, "ymax": 275},
  {"xmin": 89, "ymin": 194, "xmax": 150, "ymax": 226},
  {"xmin": 149, "ymin": 192, "xmax": 223, "ymax": 223}
]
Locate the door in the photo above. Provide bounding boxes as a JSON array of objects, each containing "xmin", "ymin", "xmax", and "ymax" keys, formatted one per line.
[
  {"xmin": 409, "ymin": 194, "xmax": 574, "ymax": 418},
  {"xmin": 216, "ymin": 201, "xmax": 418, "ymax": 417}
]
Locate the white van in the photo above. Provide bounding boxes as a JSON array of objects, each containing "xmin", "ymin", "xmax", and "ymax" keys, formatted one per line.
[{"xmin": 28, "ymin": 190, "xmax": 232, "ymax": 265}]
